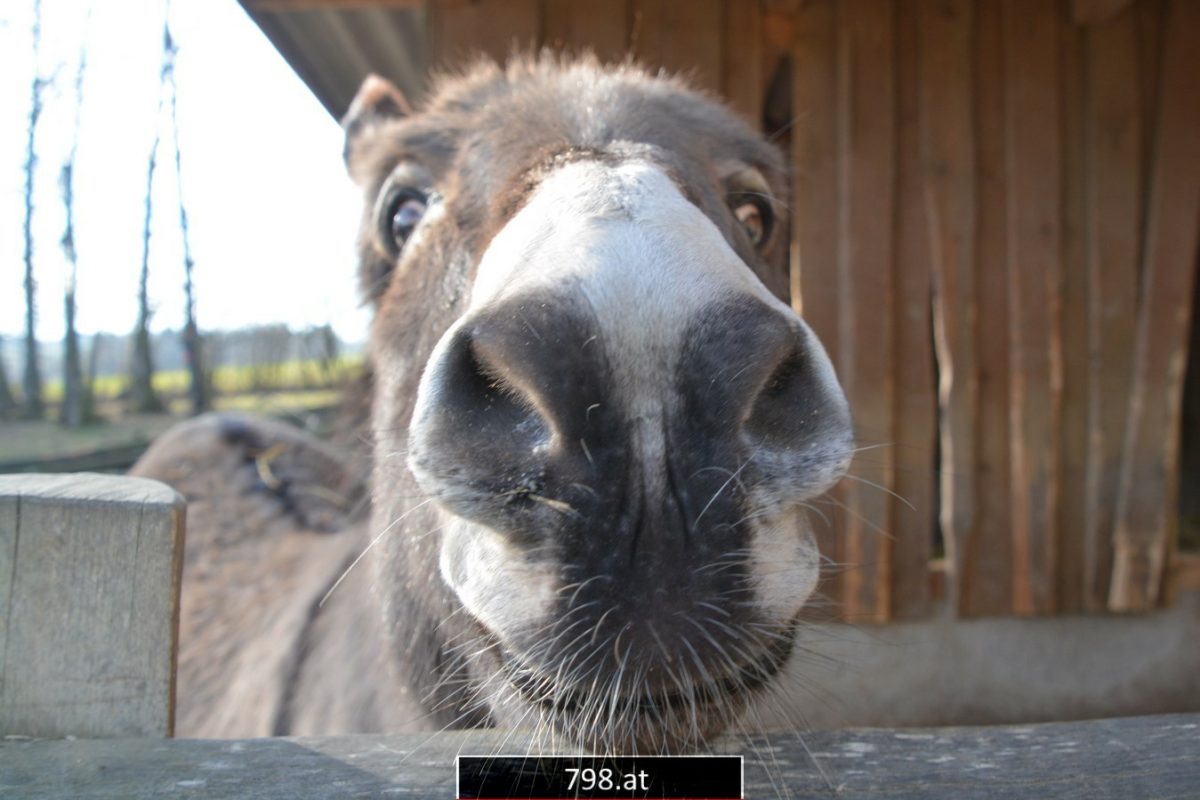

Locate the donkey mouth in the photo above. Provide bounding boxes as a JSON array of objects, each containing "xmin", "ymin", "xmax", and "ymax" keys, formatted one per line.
[{"xmin": 494, "ymin": 624, "xmax": 796, "ymax": 751}]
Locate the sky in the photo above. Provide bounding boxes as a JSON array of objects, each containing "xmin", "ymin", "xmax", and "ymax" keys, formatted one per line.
[{"xmin": 0, "ymin": 0, "xmax": 370, "ymax": 344}]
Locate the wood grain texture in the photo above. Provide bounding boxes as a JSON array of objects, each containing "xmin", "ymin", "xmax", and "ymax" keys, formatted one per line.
[
  {"xmin": 658, "ymin": 0, "xmax": 724, "ymax": 94},
  {"xmin": 1003, "ymin": 0, "xmax": 1063, "ymax": 616},
  {"xmin": 791, "ymin": 0, "xmax": 839, "ymax": 358},
  {"xmin": 1135, "ymin": 0, "xmax": 1165, "ymax": 188},
  {"xmin": 1110, "ymin": 0, "xmax": 1200, "ymax": 611},
  {"xmin": 1172, "ymin": 554, "xmax": 1200, "ymax": 596},
  {"xmin": 790, "ymin": 0, "xmax": 843, "ymax": 617},
  {"xmin": 426, "ymin": 0, "xmax": 541, "ymax": 69},
  {"xmin": 542, "ymin": 0, "xmax": 630, "ymax": 62},
  {"xmin": 969, "ymin": 0, "xmax": 1013, "ymax": 617},
  {"xmin": 0, "ymin": 474, "xmax": 185, "ymax": 739},
  {"xmin": 889, "ymin": 0, "xmax": 935, "ymax": 620},
  {"xmin": 721, "ymin": 0, "xmax": 764, "ymax": 126},
  {"xmin": 629, "ymin": 0, "xmax": 664, "ymax": 71},
  {"xmin": 837, "ymin": 0, "xmax": 896, "ymax": 622},
  {"xmin": 1082, "ymin": 6, "xmax": 1142, "ymax": 610},
  {"xmin": 919, "ymin": 0, "xmax": 977, "ymax": 617},
  {"xmin": 244, "ymin": 0, "xmax": 422, "ymax": 9},
  {"xmin": 1072, "ymin": 0, "xmax": 1137, "ymax": 25},
  {"xmin": 1058, "ymin": 11, "xmax": 1089, "ymax": 614},
  {"xmin": 3, "ymin": 714, "xmax": 1199, "ymax": 799}
]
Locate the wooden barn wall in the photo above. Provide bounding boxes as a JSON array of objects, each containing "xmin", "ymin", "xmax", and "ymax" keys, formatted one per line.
[{"xmin": 423, "ymin": 0, "xmax": 1200, "ymax": 621}]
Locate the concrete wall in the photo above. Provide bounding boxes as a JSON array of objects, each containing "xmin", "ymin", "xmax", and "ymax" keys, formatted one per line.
[{"xmin": 757, "ymin": 591, "xmax": 1200, "ymax": 729}]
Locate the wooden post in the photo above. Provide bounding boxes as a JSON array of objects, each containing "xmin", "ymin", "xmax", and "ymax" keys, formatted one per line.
[
  {"xmin": 919, "ymin": 0, "xmax": 977, "ymax": 617},
  {"xmin": 889, "ymin": 0, "xmax": 936, "ymax": 621},
  {"xmin": 1003, "ymin": 0, "xmax": 1064, "ymax": 616},
  {"xmin": 0, "ymin": 474, "xmax": 185, "ymax": 738},
  {"xmin": 791, "ymin": 0, "xmax": 844, "ymax": 617},
  {"xmin": 1109, "ymin": 0, "xmax": 1200, "ymax": 611},
  {"xmin": 837, "ymin": 0, "xmax": 897, "ymax": 623}
]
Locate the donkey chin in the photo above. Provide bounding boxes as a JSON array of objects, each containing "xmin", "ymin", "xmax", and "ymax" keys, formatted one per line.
[
  {"xmin": 432, "ymin": 508, "xmax": 830, "ymax": 755},
  {"xmin": 404, "ymin": 155, "xmax": 854, "ymax": 753}
]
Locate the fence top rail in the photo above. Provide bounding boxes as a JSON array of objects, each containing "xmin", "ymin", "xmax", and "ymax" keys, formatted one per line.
[
  {"xmin": 0, "ymin": 472, "xmax": 182, "ymax": 506},
  {"xmin": 2, "ymin": 713, "xmax": 1197, "ymax": 799}
]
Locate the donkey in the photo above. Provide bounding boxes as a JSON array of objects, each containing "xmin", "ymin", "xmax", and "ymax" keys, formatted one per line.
[{"xmin": 133, "ymin": 55, "xmax": 853, "ymax": 754}]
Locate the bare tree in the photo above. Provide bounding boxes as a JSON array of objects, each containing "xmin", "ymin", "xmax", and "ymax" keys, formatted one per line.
[
  {"xmin": 248, "ymin": 324, "xmax": 293, "ymax": 391},
  {"xmin": 83, "ymin": 332, "xmax": 105, "ymax": 418},
  {"xmin": 0, "ymin": 348, "xmax": 16, "ymax": 419},
  {"xmin": 60, "ymin": 21, "xmax": 91, "ymax": 428},
  {"xmin": 128, "ymin": 13, "xmax": 172, "ymax": 414},
  {"xmin": 60, "ymin": 162, "xmax": 86, "ymax": 427},
  {"xmin": 20, "ymin": 0, "xmax": 47, "ymax": 420},
  {"xmin": 164, "ymin": 21, "xmax": 206, "ymax": 415},
  {"xmin": 300, "ymin": 324, "xmax": 341, "ymax": 386}
]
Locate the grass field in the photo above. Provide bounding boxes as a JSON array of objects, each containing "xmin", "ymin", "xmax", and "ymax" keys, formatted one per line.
[
  {"xmin": 39, "ymin": 355, "xmax": 364, "ymax": 402},
  {"xmin": 0, "ymin": 388, "xmax": 346, "ymax": 469},
  {"xmin": 2, "ymin": 354, "xmax": 361, "ymax": 469}
]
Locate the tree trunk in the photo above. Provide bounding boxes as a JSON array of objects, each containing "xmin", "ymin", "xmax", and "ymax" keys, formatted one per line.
[
  {"xmin": 62, "ymin": 285, "xmax": 84, "ymax": 427},
  {"xmin": 61, "ymin": 162, "xmax": 88, "ymax": 428},
  {"xmin": 129, "ymin": 284, "xmax": 163, "ymax": 414},
  {"xmin": 165, "ymin": 23, "xmax": 207, "ymax": 415},
  {"xmin": 59, "ymin": 14, "xmax": 92, "ymax": 429},
  {"xmin": 128, "ymin": 22, "xmax": 170, "ymax": 416},
  {"xmin": 83, "ymin": 334, "xmax": 102, "ymax": 422},
  {"xmin": 129, "ymin": 179, "xmax": 164, "ymax": 414},
  {"xmin": 21, "ymin": 0, "xmax": 46, "ymax": 420},
  {"xmin": 0, "ymin": 349, "xmax": 16, "ymax": 420}
]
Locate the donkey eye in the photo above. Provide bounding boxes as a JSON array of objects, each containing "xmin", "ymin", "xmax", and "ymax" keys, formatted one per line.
[
  {"xmin": 382, "ymin": 188, "xmax": 429, "ymax": 252},
  {"xmin": 731, "ymin": 195, "xmax": 773, "ymax": 248}
]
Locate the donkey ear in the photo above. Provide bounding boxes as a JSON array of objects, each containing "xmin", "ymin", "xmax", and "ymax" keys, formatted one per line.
[{"xmin": 342, "ymin": 74, "xmax": 411, "ymax": 167}]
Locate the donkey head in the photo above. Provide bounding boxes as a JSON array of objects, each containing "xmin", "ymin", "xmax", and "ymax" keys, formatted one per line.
[{"xmin": 343, "ymin": 57, "xmax": 853, "ymax": 753}]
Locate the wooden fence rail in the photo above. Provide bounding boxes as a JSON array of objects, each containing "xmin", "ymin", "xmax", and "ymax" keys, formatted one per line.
[{"xmin": 3, "ymin": 714, "xmax": 1198, "ymax": 799}]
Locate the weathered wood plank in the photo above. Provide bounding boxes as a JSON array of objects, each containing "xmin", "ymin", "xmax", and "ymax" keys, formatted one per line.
[
  {"xmin": 2, "ymin": 714, "xmax": 1198, "ymax": 799},
  {"xmin": 837, "ymin": 0, "xmax": 896, "ymax": 622},
  {"xmin": 1072, "ymin": 0, "xmax": 1136, "ymax": 26},
  {"xmin": 721, "ymin": 0, "xmax": 763, "ymax": 126},
  {"xmin": 0, "ymin": 474, "xmax": 185, "ymax": 739},
  {"xmin": 542, "ymin": 0, "xmax": 630, "ymax": 62},
  {"xmin": 1003, "ymin": 0, "xmax": 1063, "ymax": 616},
  {"xmin": 1110, "ymin": 0, "xmax": 1200, "ymax": 612},
  {"xmin": 889, "ymin": 0, "xmax": 935, "ymax": 621},
  {"xmin": 1058, "ymin": 8, "xmax": 1089, "ymax": 614},
  {"xmin": 244, "ymin": 0, "xmax": 422, "ymax": 9},
  {"xmin": 629, "ymin": 0, "xmax": 664, "ymax": 70},
  {"xmin": 426, "ymin": 0, "xmax": 541, "ymax": 69},
  {"xmin": 969, "ymin": 0, "xmax": 1013, "ymax": 617},
  {"xmin": 760, "ymin": 2, "xmax": 794, "ymax": 140},
  {"xmin": 919, "ymin": 0, "xmax": 977, "ymax": 618},
  {"xmin": 1135, "ymin": 0, "xmax": 1165, "ymax": 184},
  {"xmin": 1172, "ymin": 553, "xmax": 1200, "ymax": 597},
  {"xmin": 658, "ymin": 0, "xmax": 724, "ymax": 94},
  {"xmin": 1082, "ymin": 6, "xmax": 1141, "ymax": 611},
  {"xmin": 791, "ymin": 0, "xmax": 839, "ymax": 362},
  {"xmin": 790, "ymin": 0, "xmax": 843, "ymax": 617}
]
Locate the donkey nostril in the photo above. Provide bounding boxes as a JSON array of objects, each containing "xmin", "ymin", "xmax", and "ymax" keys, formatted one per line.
[
  {"xmin": 417, "ymin": 324, "xmax": 553, "ymax": 476},
  {"xmin": 409, "ymin": 293, "xmax": 610, "ymax": 508},
  {"xmin": 467, "ymin": 335, "xmax": 532, "ymax": 416},
  {"xmin": 742, "ymin": 340, "xmax": 826, "ymax": 449},
  {"xmin": 758, "ymin": 349, "xmax": 804, "ymax": 401}
]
